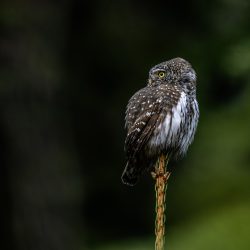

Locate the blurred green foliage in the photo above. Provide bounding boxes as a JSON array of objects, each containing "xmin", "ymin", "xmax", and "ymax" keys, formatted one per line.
[
  {"xmin": 97, "ymin": 202, "xmax": 250, "ymax": 250},
  {"xmin": 0, "ymin": 0, "xmax": 250, "ymax": 250}
]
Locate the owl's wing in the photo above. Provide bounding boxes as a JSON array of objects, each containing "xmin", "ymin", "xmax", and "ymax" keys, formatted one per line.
[
  {"xmin": 123, "ymin": 84, "xmax": 183, "ymax": 185},
  {"xmin": 125, "ymin": 87, "xmax": 151, "ymax": 130},
  {"xmin": 122, "ymin": 111, "xmax": 162, "ymax": 186},
  {"xmin": 125, "ymin": 108, "xmax": 162, "ymax": 159}
]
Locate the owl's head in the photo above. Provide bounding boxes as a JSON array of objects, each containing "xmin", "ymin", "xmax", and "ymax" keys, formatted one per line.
[{"xmin": 148, "ymin": 57, "xmax": 196, "ymax": 92}]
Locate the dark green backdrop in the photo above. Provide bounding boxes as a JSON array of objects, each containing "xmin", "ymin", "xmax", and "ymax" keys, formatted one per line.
[{"xmin": 1, "ymin": 0, "xmax": 250, "ymax": 249}]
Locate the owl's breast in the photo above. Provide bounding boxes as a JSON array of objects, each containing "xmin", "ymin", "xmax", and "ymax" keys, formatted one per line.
[{"xmin": 147, "ymin": 92, "xmax": 198, "ymax": 157}]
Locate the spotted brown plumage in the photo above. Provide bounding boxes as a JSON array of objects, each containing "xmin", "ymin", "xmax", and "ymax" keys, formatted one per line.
[{"xmin": 122, "ymin": 58, "xmax": 199, "ymax": 186}]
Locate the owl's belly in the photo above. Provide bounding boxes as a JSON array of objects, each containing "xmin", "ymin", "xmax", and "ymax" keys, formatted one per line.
[
  {"xmin": 147, "ymin": 94, "xmax": 198, "ymax": 157},
  {"xmin": 148, "ymin": 112, "xmax": 183, "ymax": 154}
]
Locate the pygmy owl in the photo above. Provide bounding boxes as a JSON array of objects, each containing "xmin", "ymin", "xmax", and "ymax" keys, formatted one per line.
[{"xmin": 122, "ymin": 57, "xmax": 199, "ymax": 186}]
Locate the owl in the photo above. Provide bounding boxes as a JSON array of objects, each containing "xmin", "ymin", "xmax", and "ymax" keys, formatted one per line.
[{"xmin": 121, "ymin": 57, "xmax": 199, "ymax": 186}]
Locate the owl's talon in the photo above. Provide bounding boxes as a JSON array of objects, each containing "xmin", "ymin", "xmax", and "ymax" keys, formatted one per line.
[
  {"xmin": 151, "ymin": 171, "xmax": 157, "ymax": 179},
  {"xmin": 163, "ymin": 171, "xmax": 171, "ymax": 182},
  {"xmin": 151, "ymin": 171, "xmax": 171, "ymax": 183}
]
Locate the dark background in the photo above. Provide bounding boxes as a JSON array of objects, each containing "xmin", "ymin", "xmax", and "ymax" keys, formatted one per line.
[{"xmin": 1, "ymin": 1, "xmax": 250, "ymax": 250}]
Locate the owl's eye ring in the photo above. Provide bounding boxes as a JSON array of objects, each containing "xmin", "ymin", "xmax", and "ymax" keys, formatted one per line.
[{"xmin": 158, "ymin": 71, "xmax": 165, "ymax": 78}]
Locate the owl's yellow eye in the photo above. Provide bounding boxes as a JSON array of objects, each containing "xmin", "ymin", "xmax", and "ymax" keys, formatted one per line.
[{"xmin": 158, "ymin": 71, "xmax": 165, "ymax": 78}]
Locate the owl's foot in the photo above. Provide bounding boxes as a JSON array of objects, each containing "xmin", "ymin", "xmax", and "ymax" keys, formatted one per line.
[{"xmin": 151, "ymin": 171, "xmax": 171, "ymax": 183}]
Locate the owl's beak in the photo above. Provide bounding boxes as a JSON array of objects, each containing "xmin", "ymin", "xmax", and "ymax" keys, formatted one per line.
[{"xmin": 148, "ymin": 79, "xmax": 152, "ymax": 85}]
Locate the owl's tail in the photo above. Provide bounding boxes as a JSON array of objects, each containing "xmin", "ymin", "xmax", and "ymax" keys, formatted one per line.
[
  {"xmin": 121, "ymin": 159, "xmax": 141, "ymax": 186},
  {"xmin": 121, "ymin": 156, "xmax": 157, "ymax": 186}
]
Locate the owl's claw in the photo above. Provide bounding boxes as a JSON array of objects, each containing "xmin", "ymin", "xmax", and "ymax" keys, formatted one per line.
[
  {"xmin": 164, "ymin": 171, "xmax": 171, "ymax": 182},
  {"xmin": 151, "ymin": 171, "xmax": 171, "ymax": 182},
  {"xmin": 151, "ymin": 171, "xmax": 157, "ymax": 179}
]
